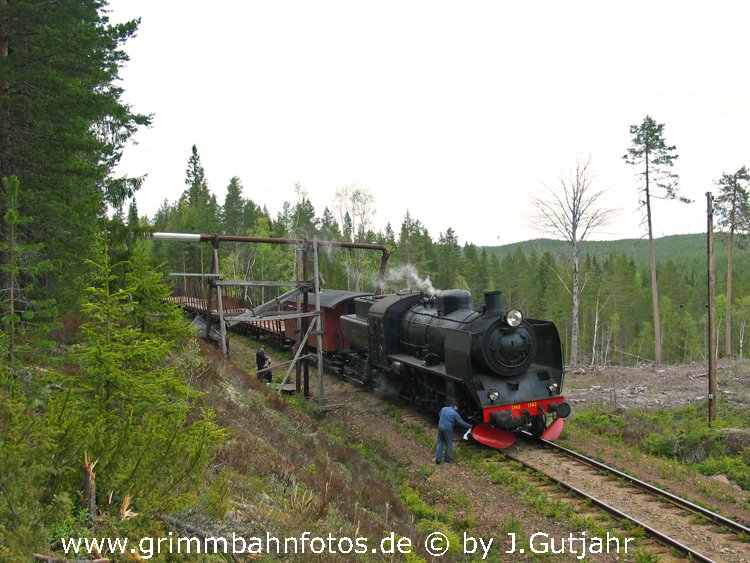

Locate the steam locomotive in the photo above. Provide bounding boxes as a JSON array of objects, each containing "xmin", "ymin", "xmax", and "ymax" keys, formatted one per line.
[{"xmin": 337, "ymin": 289, "xmax": 570, "ymax": 448}]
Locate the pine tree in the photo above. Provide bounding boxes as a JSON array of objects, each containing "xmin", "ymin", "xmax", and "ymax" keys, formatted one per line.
[
  {"xmin": 500, "ymin": 249, "xmax": 528, "ymax": 309},
  {"xmin": 382, "ymin": 223, "xmax": 396, "ymax": 248},
  {"xmin": 0, "ymin": 383, "xmax": 68, "ymax": 556},
  {"xmin": 155, "ymin": 145, "xmax": 220, "ymax": 275},
  {"xmin": 126, "ymin": 200, "xmax": 145, "ymax": 251},
  {"xmin": 603, "ymin": 254, "xmax": 640, "ymax": 363},
  {"xmin": 623, "ymin": 116, "xmax": 690, "ymax": 364},
  {"xmin": 476, "ymin": 248, "xmax": 490, "ymax": 296},
  {"xmin": 275, "ymin": 202, "xmax": 294, "ymax": 237},
  {"xmin": 463, "ymin": 243, "xmax": 480, "ymax": 297},
  {"xmin": 714, "ymin": 166, "xmax": 750, "ymax": 356}
]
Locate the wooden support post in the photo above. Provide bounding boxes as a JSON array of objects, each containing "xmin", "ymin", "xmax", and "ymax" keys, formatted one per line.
[
  {"xmin": 707, "ymin": 192, "xmax": 718, "ymax": 425},
  {"xmin": 212, "ymin": 240, "xmax": 228, "ymax": 358},
  {"xmin": 302, "ymin": 243, "xmax": 310, "ymax": 398},
  {"xmin": 278, "ymin": 319, "xmax": 318, "ymax": 391},
  {"xmin": 314, "ymin": 240, "xmax": 324, "ymax": 408},
  {"xmin": 295, "ymin": 246, "xmax": 302, "ymax": 393},
  {"xmin": 204, "ymin": 266, "xmax": 214, "ymax": 343}
]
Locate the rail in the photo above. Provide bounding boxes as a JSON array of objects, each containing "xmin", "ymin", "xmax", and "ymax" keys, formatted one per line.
[
  {"xmin": 503, "ymin": 435, "xmax": 750, "ymax": 561},
  {"xmin": 540, "ymin": 438, "xmax": 750, "ymax": 537}
]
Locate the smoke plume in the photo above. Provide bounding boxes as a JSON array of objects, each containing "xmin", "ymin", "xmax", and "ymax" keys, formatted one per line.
[{"xmin": 378, "ymin": 263, "xmax": 438, "ymax": 295}]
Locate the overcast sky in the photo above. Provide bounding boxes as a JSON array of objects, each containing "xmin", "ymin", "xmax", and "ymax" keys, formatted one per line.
[{"xmin": 108, "ymin": 0, "xmax": 750, "ymax": 246}]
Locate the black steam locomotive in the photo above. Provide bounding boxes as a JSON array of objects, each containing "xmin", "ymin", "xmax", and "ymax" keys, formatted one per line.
[{"xmin": 339, "ymin": 289, "xmax": 570, "ymax": 448}]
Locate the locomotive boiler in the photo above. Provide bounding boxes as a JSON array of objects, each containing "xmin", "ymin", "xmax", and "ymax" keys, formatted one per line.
[{"xmin": 340, "ymin": 289, "xmax": 570, "ymax": 448}]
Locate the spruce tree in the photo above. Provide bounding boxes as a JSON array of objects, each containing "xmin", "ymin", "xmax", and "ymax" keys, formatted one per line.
[
  {"xmin": 436, "ymin": 228, "xmax": 464, "ymax": 289},
  {"xmin": 0, "ymin": 0, "xmax": 150, "ymax": 307},
  {"xmin": 0, "ymin": 176, "xmax": 55, "ymax": 364},
  {"xmin": 222, "ymin": 176, "xmax": 246, "ymax": 235},
  {"xmin": 56, "ymin": 234, "xmax": 222, "ymax": 512},
  {"xmin": 180, "ymin": 144, "xmax": 219, "ymax": 233}
]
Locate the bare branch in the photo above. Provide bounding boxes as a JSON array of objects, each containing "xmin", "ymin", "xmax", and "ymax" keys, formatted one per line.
[
  {"xmin": 539, "ymin": 257, "xmax": 571, "ymax": 294},
  {"xmin": 531, "ymin": 154, "xmax": 613, "ymax": 366},
  {"xmin": 531, "ymin": 154, "xmax": 613, "ymax": 251}
]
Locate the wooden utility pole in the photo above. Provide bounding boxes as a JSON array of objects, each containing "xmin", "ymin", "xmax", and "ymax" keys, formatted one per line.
[{"xmin": 707, "ymin": 192, "xmax": 717, "ymax": 424}]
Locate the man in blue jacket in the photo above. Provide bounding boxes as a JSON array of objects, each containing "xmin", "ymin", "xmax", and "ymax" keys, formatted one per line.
[{"xmin": 436, "ymin": 404, "xmax": 472, "ymax": 464}]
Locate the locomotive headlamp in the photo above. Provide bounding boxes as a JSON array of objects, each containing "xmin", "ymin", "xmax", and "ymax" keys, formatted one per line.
[
  {"xmin": 488, "ymin": 389, "xmax": 500, "ymax": 402},
  {"xmin": 506, "ymin": 309, "xmax": 523, "ymax": 327},
  {"xmin": 548, "ymin": 382, "xmax": 559, "ymax": 392}
]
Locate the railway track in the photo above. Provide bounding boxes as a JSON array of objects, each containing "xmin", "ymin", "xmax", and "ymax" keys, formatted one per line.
[
  {"xmin": 507, "ymin": 436, "xmax": 750, "ymax": 562},
  {"xmin": 321, "ymin": 370, "xmax": 750, "ymax": 561},
  {"xmin": 324, "ymin": 371, "xmax": 750, "ymax": 561}
]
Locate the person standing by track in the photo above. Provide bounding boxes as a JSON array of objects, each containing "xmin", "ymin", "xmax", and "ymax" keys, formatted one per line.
[
  {"xmin": 435, "ymin": 404, "xmax": 472, "ymax": 464},
  {"xmin": 256, "ymin": 345, "xmax": 271, "ymax": 383}
]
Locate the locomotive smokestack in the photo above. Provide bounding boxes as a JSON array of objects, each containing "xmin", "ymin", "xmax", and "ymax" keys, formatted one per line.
[{"xmin": 484, "ymin": 291, "xmax": 504, "ymax": 314}]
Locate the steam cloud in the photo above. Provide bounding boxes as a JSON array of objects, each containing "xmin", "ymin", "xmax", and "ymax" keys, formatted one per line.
[{"xmin": 379, "ymin": 264, "xmax": 438, "ymax": 295}]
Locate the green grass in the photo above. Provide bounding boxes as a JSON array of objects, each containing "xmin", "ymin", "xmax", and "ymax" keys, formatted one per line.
[{"xmin": 567, "ymin": 400, "xmax": 750, "ymax": 491}]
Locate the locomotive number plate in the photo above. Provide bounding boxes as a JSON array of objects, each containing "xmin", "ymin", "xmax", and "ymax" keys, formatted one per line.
[{"xmin": 512, "ymin": 401, "xmax": 537, "ymax": 410}]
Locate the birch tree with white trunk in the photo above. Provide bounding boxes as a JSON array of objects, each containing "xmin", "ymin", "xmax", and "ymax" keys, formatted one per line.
[{"xmin": 532, "ymin": 155, "xmax": 612, "ymax": 366}]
